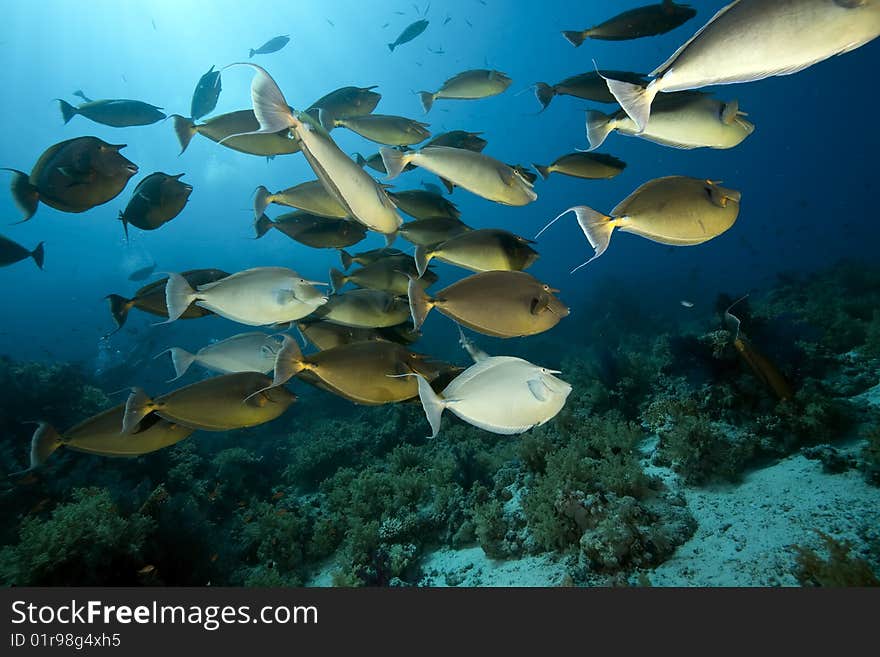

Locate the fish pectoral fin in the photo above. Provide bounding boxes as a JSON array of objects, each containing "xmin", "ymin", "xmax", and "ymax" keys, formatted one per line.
[{"xmin": 527, "ymin": 378, "xmax": 551, "ymax": 402}]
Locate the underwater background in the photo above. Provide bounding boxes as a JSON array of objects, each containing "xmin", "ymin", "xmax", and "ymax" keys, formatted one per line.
[{"xmin": 0, "ymin": 0, "xmax": 878, "ymax": 586}]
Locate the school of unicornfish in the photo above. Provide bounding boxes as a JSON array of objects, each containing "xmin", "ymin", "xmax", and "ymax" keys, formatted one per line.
[{"xmin": 3, "ymin": 0, "xmax": 878, "ymax": 474}]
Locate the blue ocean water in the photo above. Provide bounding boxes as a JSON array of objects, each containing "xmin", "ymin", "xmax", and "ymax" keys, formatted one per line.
[
  {"xmin": 0, "ymin": 0, "xmax": 875, "ymax": 365},
  {"xmin": 1, "ymin": 1, "xmax": 878, "ymax": 587}
]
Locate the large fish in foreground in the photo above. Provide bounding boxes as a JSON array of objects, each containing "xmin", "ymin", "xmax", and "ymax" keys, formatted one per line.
[
  {"xmin": 3, "ymin": 137, "xmax": 138, "ymax": 222},
  {"xmin": 538, "ymin": 176, "xmax": 741, "ymax": 272},
  {"xmin": 605, "ymin": 0, "xmax": 880, "ymax": 132},
  {"xmin": 411, "ymin": 333, "xmax": 571, "ymax": 438},
  {"xmin": 221, "ymin": 64, "xmax": 403, "ymax": 236},
  {"xmin": 380, "ymin": 146, "xmax": 537, "ymax": 206},
  {"xmin": 164, "ymin": 267, "xmax": 329, "ymax": 326},
  {"xmin": 57, "ymin": 97, "xmax": 166, "ymax": 127}
]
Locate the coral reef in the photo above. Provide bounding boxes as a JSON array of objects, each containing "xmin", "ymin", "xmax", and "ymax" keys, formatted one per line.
[{"xmin": 793, "ymin": 531, "xmax": 880, "ymax": 587}]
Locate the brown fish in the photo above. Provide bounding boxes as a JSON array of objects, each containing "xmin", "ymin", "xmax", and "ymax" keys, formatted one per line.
[
  {"xmin": 330, "ymin": 254, "xmax": 436, "ymax": 295},
  {"xmin": 313, "ymin": 288, "xmax": 411, "ymax": 328},
  {"xmin": 171, "ymin": 111, "xmax": 302, "ymax": 156},
  {"xmin": 398, "ymin": 216, "xmax": 472, "ymax": 246},
  {"xmin": 4, "ymin": 136, "xmax": 138, "ymax": 222},
  {"xmin": 270, "ymin": 337, "xmax": 440, "ymax": 405},
  {"xmin": 25, "ymin": 408, "xmax": 195, "ymax": 470},
  {"xmin": 414, "ymin": 228, "xmax": 539, "ymax": 276},
  {"xmin": 123, "ymin": 372, "xmax": 296, "ymax": 433},
  {"xmin": 339, "ymin": 247, "xmax": 406, "ymax": 270},
  {"xmin": 408, "ymin": 270, "xmax": 568, "ymax": 338},
  {"xmin": 254, "ymin": 212, "xmax": 366, "ymax": 249},
  {"xmin": 119, "ymin": 172, "xmax": 192, "ymax": 238},
  {"xmin": 105, "ymin": 268, "xmax": 228, "ymax": 331}
]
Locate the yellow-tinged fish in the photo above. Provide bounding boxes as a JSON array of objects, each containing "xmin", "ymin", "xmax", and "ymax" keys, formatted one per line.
[
  {"xmin": 408, "ymin": 270, "xmax": 568, "ymax": 338},
  {"xmin": 171, "ymin": 111, "xmax": 302, "ymax": 156},
  {"xmin": 220, "ymin": 64, "xmax": 402, "ymax": 236},
  {"xmin": 339, "ymin": 247, "xmax": 406, "ymax": 270},
  {"xmin": 313, "ymin": 288, "xmax": 411, "ymax": 328},
  {"xmin": 562, "ymin": 0, "xmax": 696, "ymax": 46},
  {"xmin": 24, "ymin": 408, "xmax": 194, "ymax": 470},
  {"xmin": 295, "ymin": 320, "xmax": 386, "ymax": 350},
  {"xmin": 414, "ymin": 228, "xmax": 539, "ymax": 277},
  {"xmin": 533, "ymin": 153, "xmax": 626, "ymax": 181},
  {"xmin": 269, "ymin": 336, "xmax": 439, "ymax": 404},
  {"xmin": 333, "ymin": 114, "xmax": 431, "ymax": 146},
  {"xmin": 586, "ymin": 91, "xmax": 753, "ymax": 151},
  {"xmin": 605, "ymin": 0, "xmax": 880, "ymax": 132},
  {"xmin": 419, "ymin": 69, "xmax": 512, "ymax": 113},
  {"xmin": 254, "ymin": 212, "xmax": 366, "ymax": 249},
  {"xmin": 4, "ymin": 137, "xmax": 137, "ymax": 222},
  {"xmin": 123, "ymin": 372, "xmax": 295, "ymax": 433},
  {"xmin": 538, "ymin": 176, "xmax": 741, "ymax": 272},
  {"xmin": 0, "ymin": 235, "xmax": 44, "ymax": 270},
  {"xmin": 381, "ymin": 146, "xmax": 537, "ymax": 206},
  {"xmin": 330, "ymin": 254, "xmax": 436, "ymax": 295},
  {"xmin": 119, "ymin": 172, "xmax": 192, "ymax": 238},
  {"xmin": 253, "ymin": 181, "xmax": 348, "ymax": 220},
  {"xmin": 105, "ymin": 269, "xmax": 227, "ymax": 331},
  {"xmin": 306, "ymin": 85, "xmax": 381, "ymax": 130},
  {"xmin": 387, "ymin": 189, "xmax": 460, "ymax": 220}
]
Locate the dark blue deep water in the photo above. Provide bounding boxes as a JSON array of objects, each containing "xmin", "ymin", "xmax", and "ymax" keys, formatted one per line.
[{"xmin": 0, "ymin": 1, "xmax": 878, "ymax": 587}]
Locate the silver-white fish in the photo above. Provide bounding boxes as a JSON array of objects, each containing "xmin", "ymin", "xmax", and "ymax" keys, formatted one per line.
[
  {"xmin": 380, "ymin": 146, "xmax": 537, "ymax": 206},
  {"xmin": 412, "ymin": 356, "xmax": 571, "ymax": 438},
  {"xmin": 156, "ymin": 332, "xmax": 283, "ymax": 381},
  {"xmin": 221, "ymin": 64, "xmax": 403, "ymax": 235},
  {"xmin": 605, "ymin": 0, "xmax": 880, "ymax": 131},
  {"xmin": 164, "ymin": 267, "xmax": 328, "ymax": 326}
]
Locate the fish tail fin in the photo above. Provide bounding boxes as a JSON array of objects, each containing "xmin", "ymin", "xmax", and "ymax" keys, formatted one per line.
[
  {"xmin": 105, "ymin": 294, "xmax": 132, "ymax": 329},
  {"xmin": 407, "ymin": 275, "xmax": 434, "ymax": 330},
  {"xmin": 353, "ymin": 152, "xmax": 367, "ymax": 167},
  {"xmin": 534, "ymin": 163, "xmax": 551, "ymax": 180},
  {"xmin": 249, "ymin": 48, "xmax": 256, "ymax": 58},
  {"xmin": 329, "ymin": 267, "xmax": 347, "ymax": 294},
  {"xmin": 534, "ymin": 82, "xmax": 555, "ymax": 110},
  {"xmin": 58, "ymin": 99, "xmax": 78, "ymax": 124},
  {"xmin": 380, "ymin": 147, "xmax": 413, "ymax": 180},
  {"xmin": 123, "ymin": 387, "xmax": 155, "ymax": 434},
  {"xmin": 383, "ymin": 231, "xmax": 397, "ymax": 248},
  {"xmin": 171, "ymin": 115, "xmax": 197, "ymax": 154},
  {"xmin": 414, "ymin": 246, "xmax": 433, "ymax": 278},
  {"xmin": 388, "ymin": 43, "xmax": 396, "ymax": 52},
  {"xmin": 414, "ymin": 373, "xmax": 446, "ymax": 438},
  {"xmin": 30, "ymin": 242, "xmax": 45, "ymax": 270},
  {"xmin": 585, "ymin": 110, "xmax": 614, "ymax": 151},
  {"xmin": 339, "ymin": 249, "xmax": 354, "ymax": 270},
  {"xmin": 418, "ymin": 91, "xmax": 435, "ymax": 114},
  {"xmin": 254, "ymin": 213, "xmax": 273, "ymax": 238},
  {"xmin": 317, "ymin": 108, "xmax": 337, "ymax": 131},
  {"xmin": 253, "ymin": 185, "xmax": 272, "ymax": 220},
  {"xmin": 118, "ymin": 210, "xmax": 131, "ymax": 241},
  {"xmin": 159, "ymin": 347, "xmax": 195, "ymax": 381},
  {"xmin": 604, "ymin": 77, "xmax": 656, "ymax": 133},
  {"xmin": 272, "ymin": 335, "xmax": 306, "ymax": 387},
  {"xmin": 561, "ymin": 30, "xmax": 586, "ymax": 47},
  {"xmin": 164, "ymin": 272, "xmax": 197, "ymax": 323},
  {"xmin": 569, "ymin": 206, "xmax": 615, "ymax": 272},
  {"xmin": 28, "ymin": 422, "xmax": 62, "ymax": 469},
  {"xmin": 3, "ymin": 168, "xmax": 39, "ymax": 223},
  {"xmin": 439, "ymin": 177, "xmax": 454, "ymax": 194}
]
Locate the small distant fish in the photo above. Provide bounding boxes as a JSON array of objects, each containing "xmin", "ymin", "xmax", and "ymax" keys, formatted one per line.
[
  {"xmin": 443, "ymin": 15, "xmax": 451, "ymax": 25},
  {"xmin": 465, "ymin": 19, "xmax": 473, "ymax": 27},
  {"xmin": 128, "ymin": 263, "xmax": 156, "ymax": 281},
  {"xmin": 58, "ymin": 97, "xmax": 166, "ymax": 127},
  {"xmin": 427, "ymin": 46, "xmax": 445, "ymax": 54},
  {"xmin": 72, "ymin": 89, "xmax": 92, "ymax": 103},
  {"xmin": 249, "ymin": 35, "xmax": 290, "ymax": 58},
  {"xmin": 138, "ymin": 565, "xmax": 156, "ymax": 575},
  {"xmin": 326, "ymin": 18, "xmax": 335, "ymax": 27},
  {"xmin": 151, "ymin": 18, "xmax": 157, "ymax": 31},
  {"xmin": 680, "ymin": 300, "xmax": 694, "ymax": 308},
  {"xmin": 394, "ymin": 11, "xmax": 405, "ymax": 15},
  {"xmin": 382, "ymin": 22, "xmax": 390, "ymax": 28},
  {"xmin": 388, "ymin": 19, "xmax": 429, "ymax": 51}
]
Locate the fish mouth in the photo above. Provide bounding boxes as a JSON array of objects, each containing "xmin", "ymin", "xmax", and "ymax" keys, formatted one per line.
[{"xmin": 125, "ymin": 164, "xmax": 139, "ymax": 175}]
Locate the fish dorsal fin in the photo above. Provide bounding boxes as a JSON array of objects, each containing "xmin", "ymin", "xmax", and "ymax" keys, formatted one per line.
[
  {"xmin": 218, "ymin": 63, "xmax": 296, "ymax": 143},
  {"xmin": 651, "ymin": 1, "xmax": 742, "ymax": 78}
]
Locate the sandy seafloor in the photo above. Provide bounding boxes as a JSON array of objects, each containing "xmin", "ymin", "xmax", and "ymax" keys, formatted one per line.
[{"xmin": 307, "ymin": 383, "xmax": 880, "ymax": 587}]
